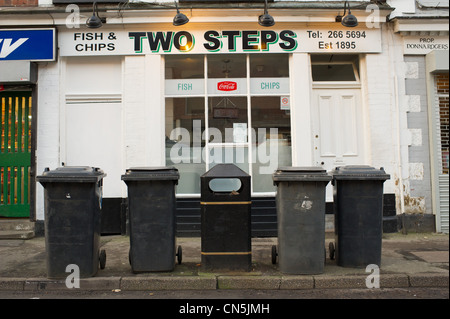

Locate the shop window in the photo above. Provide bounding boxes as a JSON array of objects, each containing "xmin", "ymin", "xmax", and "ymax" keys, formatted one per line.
[
  {"xmin": 251, "ymin": 96, "xmax": 291, "ymax": 193},
  {"xmin": 311, "ymin": 54, "xmax": 360, "ymax": 82},
  {"xmin": 165, "ymin": 54, "xmax": 291, "ymax": 196},
  {"xmin": 208, "ymin": 54, "xmax": 246, "ymax": 79},
  {"xmin": 165, "ymin": 97, "xmax": 205, "ymax": 195},
  {"xmin": 251, "ymin": 53, "xmax": 289, "ymax": 78},
  {"xmin": 208, "ymin": 97, "xmax": 248, "ymax": 143},
  {"xmin": 165, "ymin": 55, "xmax": 204, "ymax": 80},
  {"xmin": 312, "ymin": 64, "xmax": 356, "ymax": 81}
]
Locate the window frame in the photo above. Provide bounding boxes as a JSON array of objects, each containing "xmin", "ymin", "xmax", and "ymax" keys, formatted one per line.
[
  {"xmin": 311, "ymin": 61, "xmax": 361, "ymax": 89},
  {"xmin": 164, "ymin": 53, "xmax": 292, "ymax": 197}
]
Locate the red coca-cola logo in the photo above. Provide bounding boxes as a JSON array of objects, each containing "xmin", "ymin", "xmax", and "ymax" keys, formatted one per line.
[{"xmin": 217, "ymin": 81, "xmax": 237, "ymax": 91}]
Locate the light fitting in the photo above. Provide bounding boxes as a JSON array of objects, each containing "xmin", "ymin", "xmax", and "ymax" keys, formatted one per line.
[
  {"xmin": 335, "ymin": 1, "xmax": 358, "ymax": 27},
  {"xmin": 258, "ymin": 0, "xmax": 275, "ymax": 27},
  {"xmin": 86, "ymin": 2, "xmax": 105, "ymax": 29},
  {"xmin": 173, "ymin": 1, "xmax": 189, "ymax": 26}
]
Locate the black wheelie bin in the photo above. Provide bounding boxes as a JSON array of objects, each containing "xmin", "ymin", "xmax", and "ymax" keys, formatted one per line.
[
  {"xmin": 330, "ymin": 165, "xmax": 390, "ymax": 268},
  {"xmin": 272, "ymin": 167, "xmax": 331, "ymax": 274},
  {"xmin": 36, "ymin": 166, "xmax": 107, "ymax": 279},
  {"xmin": 122, "ymin": 167, "xmax": 181, "ymax": 273}
]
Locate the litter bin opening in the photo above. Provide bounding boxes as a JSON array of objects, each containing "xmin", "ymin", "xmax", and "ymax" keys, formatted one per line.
[{"xmin": 208, "ymin": 178, "xmax": 242, "ymax": 194}]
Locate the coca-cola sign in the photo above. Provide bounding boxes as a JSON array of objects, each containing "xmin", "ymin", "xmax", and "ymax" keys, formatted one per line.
[{"xmin": 217, "ymin": 81, "xmax": 237, "ymax": 91}]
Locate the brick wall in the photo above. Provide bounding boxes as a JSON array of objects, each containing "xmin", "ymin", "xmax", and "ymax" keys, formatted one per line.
[
  {"xmin": 437, "ymin": 73, "xmax": 449, "ymax": 174},
  {"xmin": 0, "ymin": 0, "xmax": 38, "ymax": 6}
]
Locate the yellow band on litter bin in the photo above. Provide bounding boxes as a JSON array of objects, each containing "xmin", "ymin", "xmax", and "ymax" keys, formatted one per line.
[
  {"xmin": 201, "ymin": 251, "xmax": 252, "ymax": 256},
  {"xmin": 200, "ymin": 201, "xmax": 252, "ymax": 205}
]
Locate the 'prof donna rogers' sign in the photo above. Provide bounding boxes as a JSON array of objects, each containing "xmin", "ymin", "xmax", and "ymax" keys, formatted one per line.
[{"xmin": 59, "ymin": 27, "xmax": 381, "ymax": 56}]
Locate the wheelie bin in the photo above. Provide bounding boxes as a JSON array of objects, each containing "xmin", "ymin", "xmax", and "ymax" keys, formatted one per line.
[
  {"xmin": 330, "ymin": 165, "xmax": 390, "ymax": 268},
  {"xmin": 121, "ymin": 167, "xmax": 181, "ymax": 273},
  {"xmin": 36, "ymin": 166, "xmax": 107, "ymax": 279},
  {"xmin": 272, "ymin": 167, "xmax": 331, "ymax": 274}
]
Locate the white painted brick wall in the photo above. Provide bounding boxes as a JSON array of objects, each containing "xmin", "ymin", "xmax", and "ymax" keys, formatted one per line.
[
  {"xmin": 363, "ymin": 39, "xmax": 398, "ymax": 193},
  {"xmin": 123, "ymin": 56, "xmax": 149, "ymax": 168},
  {"xmin": 36, "ymin": 62, "xmax": 61, "ymax": 220}
]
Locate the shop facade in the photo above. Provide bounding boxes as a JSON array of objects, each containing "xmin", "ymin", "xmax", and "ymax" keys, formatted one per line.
[
  {"xmin": 388, "ymin": 0, "xmax": 449, "ymax": 232},
  {"xmin": 1, "ymin": 1, "xmax": 447, "ymax": 234}
]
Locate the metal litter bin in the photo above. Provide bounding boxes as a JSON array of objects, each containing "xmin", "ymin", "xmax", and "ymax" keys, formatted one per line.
[
  {"xmin": 36, "ymin": 166, "xmax": 107, "ymax": 279},
  {"xmin": 330, "ymin": 165, "xmax": 390, "ymax": 268},
  {"xmin": 200, "ymin": 164, "xmax": 251, "ymax": 271},
  {"xmin": 121, "ymin": 167, "xmax": 181, "ymax": 273},
  {"xmin": 272, "ymin": 167, "xmax": 331, "ymax": 274}
]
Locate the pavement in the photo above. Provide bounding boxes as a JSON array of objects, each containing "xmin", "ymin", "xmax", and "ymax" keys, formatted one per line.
[{"xmin": 0, "ymin": 232, "xmax": 448, "ymax": 293}]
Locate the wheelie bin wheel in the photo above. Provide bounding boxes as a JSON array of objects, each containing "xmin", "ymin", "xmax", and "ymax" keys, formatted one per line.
[
  {"xmin": 271, "ymin": 245, "xmax": 277, "ymax": 264},
  {"xmin": 176, "ymin": 245, "xmax": 182, "ymax": 265},
  {"xmin": 99, "ymin": 250, "xmax": 106, "ymax": 269}
]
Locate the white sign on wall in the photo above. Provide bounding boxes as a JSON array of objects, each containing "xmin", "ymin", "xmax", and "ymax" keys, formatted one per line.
[
  {"xmin": 403, "ymin": 36, "xmax": 449, "ymax": 55},
  {"xmin": 59, "ymin": 26, "xmax": 382, "ymax": 56}
]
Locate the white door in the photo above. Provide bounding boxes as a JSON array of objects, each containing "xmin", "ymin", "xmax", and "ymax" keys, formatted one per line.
[
  {"xmin": 65, "ymin": 103, "xmax": 123, "ymax": 198},
  {"xmin": 312, "ymin": 89, "xmax": 365, "ymax": 200},
  {"xmin": 63, "ymin": 56, "xmax": 123, "ymax": 199}
]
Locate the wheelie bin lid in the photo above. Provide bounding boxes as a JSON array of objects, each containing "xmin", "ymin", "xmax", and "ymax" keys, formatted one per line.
[
  {"xmin": 272, "ymin": 166, "xmax": 332, "ymax": 184},
  {"xmin": 36, "ymin": 166, "xmax": 106, "ymax": 183},
  {"xmin": 121, "ymin": 167, "xmax": 180, "ymax": 183},
  {"xmin": 331, "ymin": 165, "xmax": 390, "ymax": 181}
]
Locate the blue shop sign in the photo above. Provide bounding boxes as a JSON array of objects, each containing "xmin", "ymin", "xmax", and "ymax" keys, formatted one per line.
[{"xmin": 0, "ymin": 29, "xmax": 56, "ymax": 61}]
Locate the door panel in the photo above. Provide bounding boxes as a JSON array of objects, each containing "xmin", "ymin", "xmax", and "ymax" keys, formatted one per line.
[
  {"xmin": 339, "ymin": 94, "xmax": 358, "ymax": 156},
  {"xmin": 317, "ymin": 95, "xmax": 336, "ymax": 157},
  {"xmin": 0, "ymin": 92, "xmax": 32, "ymax": 217},
  {"xmin": 313, "ymin": 89, "xmax": 364, "ymax": 200},
  {"xmin": 65, "ymin": 103, "xmax": 123, "ymax": 198}
]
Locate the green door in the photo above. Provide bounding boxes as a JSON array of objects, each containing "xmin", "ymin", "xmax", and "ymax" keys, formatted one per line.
[{"xmin": 0, "ymin": 92, "xmax": 32, "ymax": 217}]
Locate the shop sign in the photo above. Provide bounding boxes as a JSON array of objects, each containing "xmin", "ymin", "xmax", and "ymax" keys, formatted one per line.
[
  {"xmin": 166, "ymin": 78, "xmax": 290, "ymax": 96},
  {"xmin": 0, "ymin": 29, "xmax": 56, "ymax": 61},
  {"xmin": 403, "ymin": 36, "xmax": 449, "ymax": 55},
  {"xmin": 217, "ymin": 81, "xmax": 237, "ymax": 92},
  {"xmin": 280, "ymin": 96, "xmax": 290, "ymax": 110},
  {"xmin": 165, "ymin": 79, "xmax": 204, "ymax": 96},
  {"xmin": 208, "ymin": 78, "xmax": 247, "ymax": 95},
  {"xmin": 250, "ymin": 78, "xmax": 289, "ymax": 95},
  {"xmin": 59, "ymin": 27, "xmax": 381, "ymax": 56}
]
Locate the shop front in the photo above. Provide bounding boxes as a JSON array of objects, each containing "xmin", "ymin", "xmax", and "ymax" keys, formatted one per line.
[
  {"xmin": 390, "ymin": 1, "xmax": 449, "ymax": 232},
  {"xmin": 31, "ymin": 2, "xmax": 398, "ymax": 235},
  {"xmin": 1, "ymin": 28, "xmax": 55, "ymax": 220}
]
